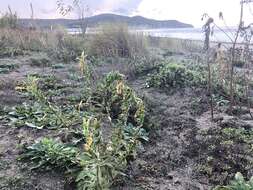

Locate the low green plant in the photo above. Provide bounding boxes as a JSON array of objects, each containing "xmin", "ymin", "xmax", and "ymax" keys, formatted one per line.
[
  {"xmin": 10, "ymin": 76, "xmax": 79, "ymax": 129},
  {"xmin": 195, "ymin": 124, "xmax": 253, "ymax": 185},
  {"xmin": 7, "ymin": 102, "xmax": 76, "ymax": 129},
  {"xmin": 19, "ymin": 71, "xmax": 147, "ymax": 190},
  {"xmin": 0, "ymin": 46, "xmax": 24, "ymax": 58},
  {"xmin": 20, "ymin": 138, "xmax": 80, "ymax": 171},
  {"xmin": 0, "ymin": 63, "xmax": 18, "ymax": 74},
  {"xmin": 213, "ymin": 94, "xmax": 230, "ymax": 107},
  {"xmin": 29, "ymin": 56, "xmax": 51, "ymax": 67},
  {"xmin": 22, "ymin": 114, "xmax": 146, "ymax": 189},
  {"xmin": 214, "ymin": 172, "xmax": 253, "ymax": 190},
  {"xmin": 222, "ymin": 127, "xmax": 253, "ymax": 144},
  {"xmin": 146, "ymin": 62, "xmax": 206, "ymax": 89},
  {"xmin": 51, "ymin": 63, "xmax": 65, "ymax": 69}
]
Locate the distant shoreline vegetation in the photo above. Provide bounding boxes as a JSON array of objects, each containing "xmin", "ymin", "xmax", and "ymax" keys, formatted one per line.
[
  {"xmin": 17, "ymin": 13, "xmax": 193, "ymax": 29},
  {"xmin": 67, "ymin": 27, "xmax": 243, "ymax": 44},
  {"xmin": 16, "ymin": 13, "xmax": 242, "ymax": 43}
]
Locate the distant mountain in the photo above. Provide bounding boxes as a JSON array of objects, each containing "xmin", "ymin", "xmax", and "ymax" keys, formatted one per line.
[{"xmin": 18, "ymin": 13, "xmax": 193, "ymax": 29}]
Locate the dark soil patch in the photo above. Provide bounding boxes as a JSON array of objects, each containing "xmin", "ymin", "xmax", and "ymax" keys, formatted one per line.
[{"xmin": 117, "ymin": 78, "xmax": 211, "ymax": 190}]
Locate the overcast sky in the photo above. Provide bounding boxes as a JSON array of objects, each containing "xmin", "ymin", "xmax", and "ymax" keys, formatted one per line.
[{"xmin": 0, "ymin": 0, "xmax": 252, "ymax": 27}]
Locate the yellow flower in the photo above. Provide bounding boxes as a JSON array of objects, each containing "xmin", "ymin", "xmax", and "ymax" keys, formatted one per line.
[
  {"xmin": 116, "ymin": 80, "xmax": 124, "ymax": 95},
  {"xmin": 15, "ymin": 86, "xmax": 26, "ymax": 91},
  {"xmin": 134, "ymin": 100, "xmax": 145, "ymax": 126},
  {"xmin": 78, "ymin": 100, "xmax": 83, "ymax": 112},
  {"xmin": 84, "ymin": 135, "xmax": 93, "ymax": 151},
  {"xmin": 78, "ymin": 51, "xmax": 87, "ymax": 75},
  {"xmin": 79, "ymin": 60, "xmax": 85, "ymax": 74}
]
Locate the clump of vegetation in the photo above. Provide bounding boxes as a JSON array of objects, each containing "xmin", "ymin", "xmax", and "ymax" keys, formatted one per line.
[
  {"xmin": 20, "ymin": 138, "xmax": 80, "ymax": 171},
  {"xmin": 29, "ymin": 54, "xmax": 51, "ymax": 67},
  {"xmin": 93, "ymin": 71, "xmax": 145, "ymax": 126},
  {"xmin": 214, "ymin": 172, "xmax": 253, "ymax": 190},
  {"xmin": 21, "ymin": 114, "xmax": 146, "ymax": 189},
  {"xmin": 0, "ymin": 29, "xmax": 46, "ymax": 53},
  {"xmin": 191, "ymin": 122, "xmax": 253, "ymax": 185},
  {"xmin": 210, "ymin": 65, "xmax": 252, "ymax": 104},
  {"xmin": 0, "ymin": 63, "xmax": 18, "ymax": 74},
  {"xmin": 11, "ymin": 64, "xmax": 146, "ymax": 189},
  {"xmin": 48, "ymin": 31, "xmax": 87, "ymax": 63},
  {"xmin": 0, "ymin": 46, "xmax": 24, "ymax": 58},
  {"xmin": 145, "ymin": 61, "xmax": 252, "ymax": 110},
  {"xmin": 128, "ymin": 55, "xmax": 162, "ymax": 77},
  {"xmin": 0, "ymin": 21, "xmax": 86, "ymax": 61},
  {"xmin": 88, "ymin": 23, "xmax": 147, "ymax": 58},
  {"xmin": 146, "ymin": 62, "xmax": 206, "ymax": 89},
  {"xmin": 10, "ymin": 76, "xmax": 80, "ymax": 129},
  {"xmin": 0, "ymin": 11, "xmax": 18, "ymax": 29}
]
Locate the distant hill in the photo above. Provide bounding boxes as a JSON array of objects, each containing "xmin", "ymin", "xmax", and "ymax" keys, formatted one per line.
[{"xmin": 18, "ymin": 13, "xmax": 193, "ymax": 29}]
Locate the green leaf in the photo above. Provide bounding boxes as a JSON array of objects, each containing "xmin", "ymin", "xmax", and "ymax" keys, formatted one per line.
[{"xmin": 25, "ymin": 122, "xmax": 44, "ymax": 129}]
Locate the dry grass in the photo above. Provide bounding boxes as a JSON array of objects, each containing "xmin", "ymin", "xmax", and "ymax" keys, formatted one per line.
[
  {"xmin": 0, "ymin": 28, "xmax": 55, "ymax": 51},
  {"xmin": 148, "ymin": 36, "xmax": 203, "ymax": 53},
  {"xmin": 88, "ymin": 23, "xmax": 148, "ymax": 58},
  {"xmin": 0, "ymin": 27, "xmax": 87, "ymax": 61}
]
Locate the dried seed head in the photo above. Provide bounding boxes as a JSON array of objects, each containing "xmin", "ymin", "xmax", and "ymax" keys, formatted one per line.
[
  {"xmin": 84, "ymin": 135, "xmax": 93, "ymax": 151},
  {"xmin": 116, "ymin": 80, "xmax": 124, "ymax": 95}
]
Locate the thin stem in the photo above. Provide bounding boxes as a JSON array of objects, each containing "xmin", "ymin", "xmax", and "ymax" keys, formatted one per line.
[
  {"xmin": 229, "ymin": 1, "xmax": 244, "ymax": 113},
  {"xmin": 213, "ymin": 23, "xmax": 235, "ymax": 43}
]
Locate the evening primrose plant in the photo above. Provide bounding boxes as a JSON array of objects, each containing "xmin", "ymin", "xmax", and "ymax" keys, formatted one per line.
[
  {"xmin": 77, "ymin": 51, "xmax": 90, "ymax": 80},
  {"xmin": 18, "ymin": 70, "xmax": 147, "ymax": 190},
  {"xmin": 10, "ymin": 76, "xmax": 80, "ymax": 129},
  {"xmin": 95, "ymin": 71, "xmax": 145, "ymax": 127}
]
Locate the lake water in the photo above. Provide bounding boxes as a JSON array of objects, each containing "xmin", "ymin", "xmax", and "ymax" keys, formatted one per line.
[
  {"xmin": 68, "ymin": 27, "xmax": 241, "ymax": 43},
  {"xmin": 135, "ymin": 28, "xmax": 240, "ymax": 43}
]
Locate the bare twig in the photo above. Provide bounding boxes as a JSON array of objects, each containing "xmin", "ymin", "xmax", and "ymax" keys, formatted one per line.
[
  {"xmin": 203, "ymin": 16, "xmax": 214, "ymax": 120},
  {"xmin": 229, "ymin": 1, "xmax": 244, "ymax": 113}
]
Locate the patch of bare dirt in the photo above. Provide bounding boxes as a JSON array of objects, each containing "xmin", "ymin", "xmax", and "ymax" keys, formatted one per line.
[{"xmin": 115, "ymin": 78, "xmax": 211, "ymax": 190}]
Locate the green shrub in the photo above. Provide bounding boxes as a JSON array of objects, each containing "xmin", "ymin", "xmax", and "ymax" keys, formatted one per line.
[{"xmin": 146, "ymin": 62, "xmax": 206, "ymax": 88}]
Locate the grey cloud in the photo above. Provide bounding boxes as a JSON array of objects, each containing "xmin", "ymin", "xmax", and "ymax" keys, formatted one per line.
[
  {"xmin": 113, "ymin": 8, "xmax": 130, "ymax": 15},
  {"xmin": 0, "ymin": 0, "xmax": 143, "ymax": 18},
  {"xmin": 112, "ymin": 0, "xmax": 142, "ymax": 15},
  {"xmin": 69, "ymin": 0, "xmax": 142, "ymax": 15}
]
